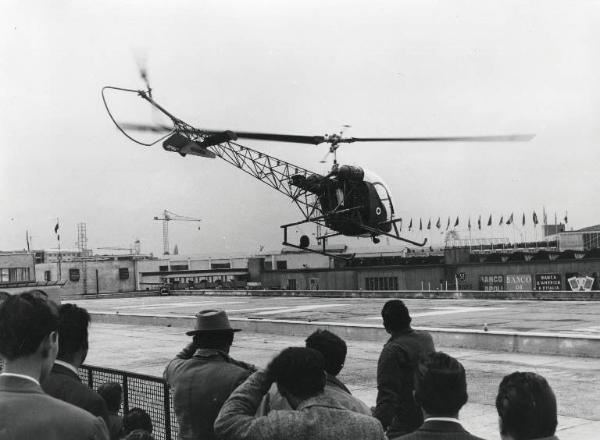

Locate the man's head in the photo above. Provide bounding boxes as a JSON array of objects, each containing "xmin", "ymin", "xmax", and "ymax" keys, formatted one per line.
[
  {"xmin": 496, "ymin": 372, "xmax": 557, "ymax": 440},
  {"xmin": 381, "ymin": 300, "xmax": 412, "ymax": 333},
  {"xmin": 0, "ymin": 292, "xmax": 59, "ymax": 379},
  {"xmin": 305, "ymin": 329, "xmax": 347, "ymax": 376},
  {"xmin": 123, "ymin": 407, "xmax": 153, "ymax": 435},
  {"xmin": 414, "ymin": 352, "xmax": 468, "ymax": 418},
  {"xmin": 187, "ymin": 309, "xmax": 239, "ymax": 353},
  {"xmin": 268, "ymin": 347, "xmax": 326, "ymax": 407},
  {"xmin": 98, "ymin": 381, "xmax": 123, "ymax": 413},
  {"xmin": 56, "ymin": 303, "xmax": 91, "ymax": 366}
]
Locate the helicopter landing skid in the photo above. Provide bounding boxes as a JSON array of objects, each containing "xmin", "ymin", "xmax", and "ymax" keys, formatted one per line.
[
  {"xmin": 360, "ymin": 222, "xmax": 428, "ymax": 247},
  {"xmin": 281, "ymin": 220, "xmax": 355, "ymax": 260}
]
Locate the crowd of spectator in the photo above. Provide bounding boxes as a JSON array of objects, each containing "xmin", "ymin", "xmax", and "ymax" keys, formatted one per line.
[{"xmin": 0, "ymin": 292, "xmax": 561, "ymax": 440}]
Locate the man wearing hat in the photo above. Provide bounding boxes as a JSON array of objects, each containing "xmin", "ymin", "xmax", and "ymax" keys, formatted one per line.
[
  {"xmin": 163, "ymin": 309, "xmax": 256, "ymax": 440},
  {"xmin": 373, "ymin": 300, "xmax": 435, "ymax": 438}
]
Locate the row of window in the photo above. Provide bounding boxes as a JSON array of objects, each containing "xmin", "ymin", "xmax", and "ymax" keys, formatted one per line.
[
  {"xmin": 42, "ymin": 268, "xmax": 131, "ymax": 282},
  {"xmin": 365, "ymin": 277, "xmax": 399, "ymax": 291},
  {"xmin": 0, "ymin": 267, "xmax": 31, "ymax": 283}
]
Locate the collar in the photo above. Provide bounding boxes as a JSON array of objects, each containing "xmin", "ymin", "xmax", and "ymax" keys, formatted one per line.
[
  {"xmin": 424, "ymin": 417, "xmax": 463, "ymax": 427},
  {"xmin": 0, "ymin": 372, "xmax": 41, "ymax": 387},
  {"xmin": 54, "ymin": 360, "xmax": 79, "ymax": 376}
]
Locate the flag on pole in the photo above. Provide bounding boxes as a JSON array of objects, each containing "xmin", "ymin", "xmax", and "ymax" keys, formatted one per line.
[
  {"xmin": 478, "ymin": 215, "xmax": 481, "ymax": 230},
  {"xmin": 468, "ymin": 218, "xmax": 471, "ymax": 230},
  {"xmin": 507, "ymin": 213, "xmax": 513, "ymax": 225},
  {"xmin": 54, "ymin": 220, "xmax": 59, "ymax": 234},
  {"xmin": 487, "ymin": 214, "xmax": 492, "ymax": 226},
  {"xmin": 419, "ymin": 218, "xmax": 423, "ymax": 231},
  {"xmin": 533, "ymin": 211, "xmax": 539, "ymax": 225},
  {"xmin": 522, "ymin": 213, "xmax": 526, "ymax": 226},
  {"xmin": 26, "ymin": 231, "xmax": 30, "ymax": 252},
  {"xmin": 446, "ymin": 217, "xmax": 450, "ymax": 230},
  {"xmin": 436, "ymin": 217, "xmax": 441, "ymax": 229},
  {"xmin": 543, "ymin": 208, "xmax": 547, "ymax": 225},
  {"xmin": 454, "ymin": 216, "xmax": 459, "ymax": 227},
  {"xmin": 409, "ymin": 218, "xmax": 413, "ymax": 231},
  {"xmin": 499, "ymin": 215, "xmax": 504, "ymax": 226},
  {"xmin": 564, "ymin": 211, "xmax": 568, "ymax": 224},
  {"xmin": 427, "ymin": 219, "xmax": 431, "ymax": 230}
]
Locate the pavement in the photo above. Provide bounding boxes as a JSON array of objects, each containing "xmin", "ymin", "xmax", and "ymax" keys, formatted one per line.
[{"xmin": 86, "ymin": 319, "xmax": 600, "ymax": 440}]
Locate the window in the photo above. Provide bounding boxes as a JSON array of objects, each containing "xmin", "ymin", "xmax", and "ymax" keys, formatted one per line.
[
  {"xmin": 44, "ymin": 270, "xmax": 52, "ymax": 282},
  {"xmin": 69, "ymin": 268, "xmax": 80, "ymax": 282},
  {"xmin": 159, "ymin": 265, "xmax": 169, "ymax": 272},
  {"xmin": 211, "ymin": 263, "xmax": 231, "ymax": 270},
  {"xmin": 365, "ymin": 276, "xmax": 398, "ymax": 291},
  {"xmin": 287, "ymin": 279, "xmax": 297, "ymax": 290},
  {"xmin": 0, "ymin": 268, "xmax": 8, "ymax": 283},
  {"xmin": 119, "ymin": 268, "xmax": 129, "ymax": 280},
  {"xmin": 276, "ymin": 261, "xmax": 288, "ymax": 270},
  {"xmin": 171, "ymin": 264, "xmax": 189, "ymax": 271}
]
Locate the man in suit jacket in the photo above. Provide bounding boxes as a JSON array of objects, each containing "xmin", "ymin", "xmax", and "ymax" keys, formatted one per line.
[
  {"xmin": 393, "ymin": 352, "xmax": 484, "ymax": 440},
  {"xmin": 215, "ymin": 347, "xmax": 385, "ymax": 440},
  {"xmin": 496, "ymin": 372, "xmax": 560, "ymax": 440},
  {"xmin": 163, "ymin": 309, "xmax": 256, "ymax": 440},
  {"xmin": 0, "ymin": 292, "xmax": 108, "ymax": 440},
  {"xmin": 41, "ymin": 303, "xmax": 110, "ymax": 425},
  {"xmin": 374, "ymin": 300, "xmax": 435, "ymax": 438}
]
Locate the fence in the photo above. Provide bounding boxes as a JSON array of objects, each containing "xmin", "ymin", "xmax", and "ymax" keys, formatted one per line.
[{"xmin": 0, "ymin": 360, "xmax": 178, "ymax": 440}]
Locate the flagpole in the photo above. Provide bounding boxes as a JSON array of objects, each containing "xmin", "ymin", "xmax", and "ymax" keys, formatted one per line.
[{"xmin": 56, "ymin": 217, "xmax": 62, "ymax": 282}]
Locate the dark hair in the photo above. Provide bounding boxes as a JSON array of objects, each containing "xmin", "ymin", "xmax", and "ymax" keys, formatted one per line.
[
  {"xmin": 381, "ymin": 300, "xmax": 412, "ymax": 332},
  {"xmin": 57, "ymin": 304, "xmax": 90, "ymax": 361},
  {"xmin": 123, "ymin": 408, "xmax": 153, "ymax": 435},
  {"xmin": 124, "ymin": 429, "xmax": 154, "ymax": 440},
  {"xmin": 0, "ymin": 292, "xmax": 58, "ymax": 360},
  {"xmin": 98, "ymin": 382, "xmax": 122, "ymax": 413},
  {"xmin": 305, "ymin": 329, "xmax": 347, "ymax": 376},
  {"xmin": 496, "ymin": 372, "xmax": 557, "ymax": 440},
  {"xmin": 192, "ymin": 331, "xmax": 234, "ymax": 350},
  {"xmin": 414, "ymin": 352, "xmax": 468, "ymax": 416},
  {"xmin": 268, "ymin": 347, "xmax": 326, "ymax": 400}
]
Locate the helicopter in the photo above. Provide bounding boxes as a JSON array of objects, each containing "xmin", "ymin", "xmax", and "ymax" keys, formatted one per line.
[{"xmin": 102, "ymin": 84, "xmax": 534, "ymax": 259}]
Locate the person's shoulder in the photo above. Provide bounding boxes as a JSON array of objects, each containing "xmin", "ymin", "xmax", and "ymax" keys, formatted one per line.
[{"xmin": 41, "ymin": 392, "xmax": 104, "ymax": 421}]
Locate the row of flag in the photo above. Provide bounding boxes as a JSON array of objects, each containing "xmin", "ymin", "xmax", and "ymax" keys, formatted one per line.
[{"xmin": 404, "ymin": 211, "xmax": 568, "ymax": 232}]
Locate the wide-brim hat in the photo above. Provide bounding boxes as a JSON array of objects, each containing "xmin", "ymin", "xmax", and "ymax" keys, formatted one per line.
[{"xmin": 186, "ymin": 309, "xmax": 241, "ymax": 335}]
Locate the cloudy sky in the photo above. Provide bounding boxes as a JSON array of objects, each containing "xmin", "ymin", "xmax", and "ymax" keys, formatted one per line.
[{"xmin": 1, "ymin": 0, "xmax": 599, "ymax": 256}]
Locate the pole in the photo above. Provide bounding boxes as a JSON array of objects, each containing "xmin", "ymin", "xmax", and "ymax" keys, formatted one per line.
[{"xmin": 57, "ymin": 218, "xmax": 62, "ymax": 282}]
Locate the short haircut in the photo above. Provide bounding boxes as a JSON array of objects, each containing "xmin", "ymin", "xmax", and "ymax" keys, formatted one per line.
[
  {"xmin": 192, "ymin": 331, "xmax": 234, "ymax": 350},
  {"xmin": 269, "ymin": 347, "xmax": 326, "ymax": 400},
  {"xmin": 0, "ymin": 292, "xmax": 58, "ymax": 360},
  {"xmin": 496, "ymin": 372, "xmax": 557, "ymax": 440},
  {"xmin": 57, "ymin": 304, "xmax": 91, "ymax": 360},
  {"xmin": 381, "ymin": 300, "xmax": 412, "ymax": 331},
  {"xmin": 98, "ymin": 382, "xmax": 122, "ymax": 413},
  {"xmin": 124, "ymin": 429, "xmax": 154, "ymax": 440},
  {"xmin": 123, "ymin": 408, "xmax": 153, "ymax": 435},
  {"xmin": 305, "ymin": 329, "xmax": 347, "ymax": 376},
  {"xmin": 414, "ymin": 352, "xmax": 468, "ymax": 416}
]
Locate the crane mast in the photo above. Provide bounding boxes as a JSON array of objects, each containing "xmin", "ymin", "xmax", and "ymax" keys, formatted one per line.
[{"xmin": 153, "ymin": 209, "xmax": 202, "ymax": 255}]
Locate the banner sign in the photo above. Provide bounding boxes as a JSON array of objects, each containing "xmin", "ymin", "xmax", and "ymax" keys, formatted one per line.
[
  {"xmin": 567, "ymin": 276, "xmax": 594, "ymax": 292},
  {"xmin": 505, "ymin": 274, "xmax": 532, "ymax": 291},
  {"xmin": 535, "ymin": 273, "xmax": 561, "ymax": 291},
  {"xmin": 479, "ymin": 274, "xmax": 504, "ymax": 291}
]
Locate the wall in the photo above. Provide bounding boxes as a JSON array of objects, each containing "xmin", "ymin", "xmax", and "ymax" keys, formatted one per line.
[{"xmin": 35, "ymin": 259, "xmax": 137, "ymax": 296}]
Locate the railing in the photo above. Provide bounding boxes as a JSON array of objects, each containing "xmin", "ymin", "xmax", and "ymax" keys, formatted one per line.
[{"xmin": 0, "ymin": 360, "xmax": 178, "ymax": 440}]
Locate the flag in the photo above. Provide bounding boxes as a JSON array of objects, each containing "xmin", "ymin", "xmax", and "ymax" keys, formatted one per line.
[
  {"xmin": 26, "ymin": 231, "xmax": 30, "ymax": 252},
  {"xmin": 507, "ymin": 213, "xmax": 513, "ymax": 225},
  {"xmin": 499, "ymin": 215, "xmax": 504, "ymax": 226},
  {"xmin": 454, "ymin": 216, "xmax": 459, "ymax": 227},
  {"xmin": 564, "ymin": 211, "xmax": 568, "ymax": 224},
  {"xmin": 533, "ymin": 211, "xmax": 538, "ymax": 225},
  {"xmin": 409, "ymin": 218, "xmax": 413, "ymax": 231},
  {"xmin": 436, "ymin": 217, "xmax": 441, "ymax": 229},
  {"xmin": 478, "ymin": 215, "xmax": 481, "ymax": 230},
  {"xmin": 468, "ymin": 218, "xmax": 471, "ymax": 230},
  {"xmin": 487, "ymin": 214, "xmax": 492, "ymax": 226},
  {"xmin": 427, "ymin": 218, "xmax": 431, "ymax": 230},
  {"xmin": 446, "ymin": 217, "xmax": 450, "ymax": 230},
  {"xmin": 419, "ymin": 218, "xmax": 422, "ymax": 231},
  {"xmin": 543, "ymin": 208, "xmax": 547, "ymax": 225},
  {"xmin": 522, "ymin": 213, "xmax": 526, "ymax": 226},
  {"xmin": 54, "ymin": 220, "xmax": 59, "ymax": 234}
]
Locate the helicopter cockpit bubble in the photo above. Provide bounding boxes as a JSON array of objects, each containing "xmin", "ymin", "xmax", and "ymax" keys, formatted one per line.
[
  {"xmin": 363, "ymin": 169, "xmax": 395, "ymax": 221},
  {"xmin": 101, "ymin": 86, "xmax": 175, "ymax": 146}
]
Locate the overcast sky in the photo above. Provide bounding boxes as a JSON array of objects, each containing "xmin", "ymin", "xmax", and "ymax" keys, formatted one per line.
[{"xmin": 1, "ymin": 0, "xmax": 599, "ymax": 256}]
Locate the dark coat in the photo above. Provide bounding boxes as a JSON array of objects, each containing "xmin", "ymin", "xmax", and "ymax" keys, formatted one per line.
[
  {"xmin": 392, "ymin": 420, "xmax": 486, "ymax": 440},
  {"xmin": 42, "ymin": 362, "xmax": 110, "ymax": 425},
  {"xmin": 164, "ymin": 346, "xmax": 255, "ymax": 440},
  {"xmin": 373, "ymin": 328, "xmax": 435, "ymax": 438},
  {"xmin": 0, "ymin": 374, "xmax": 109, "ymax": 440}
]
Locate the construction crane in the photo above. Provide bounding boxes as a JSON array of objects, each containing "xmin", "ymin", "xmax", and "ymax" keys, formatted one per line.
[{"xmin": 154, "ymin": 209, "xmax": 202, "ymax": 255}]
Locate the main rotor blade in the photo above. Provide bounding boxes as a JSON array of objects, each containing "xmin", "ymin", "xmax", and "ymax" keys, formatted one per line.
[
  {"xmin": 120, "ymin": 123, "xmax": 173, "ymax": 133},
  {"xmin": 346, "ymin": 134, "xmax": 535, "ymax": 143}
]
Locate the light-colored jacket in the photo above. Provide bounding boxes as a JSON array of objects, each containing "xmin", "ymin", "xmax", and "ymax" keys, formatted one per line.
[{"xmin": 215, "ymin": 370, "xmax": 386, "ymax": 440}]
